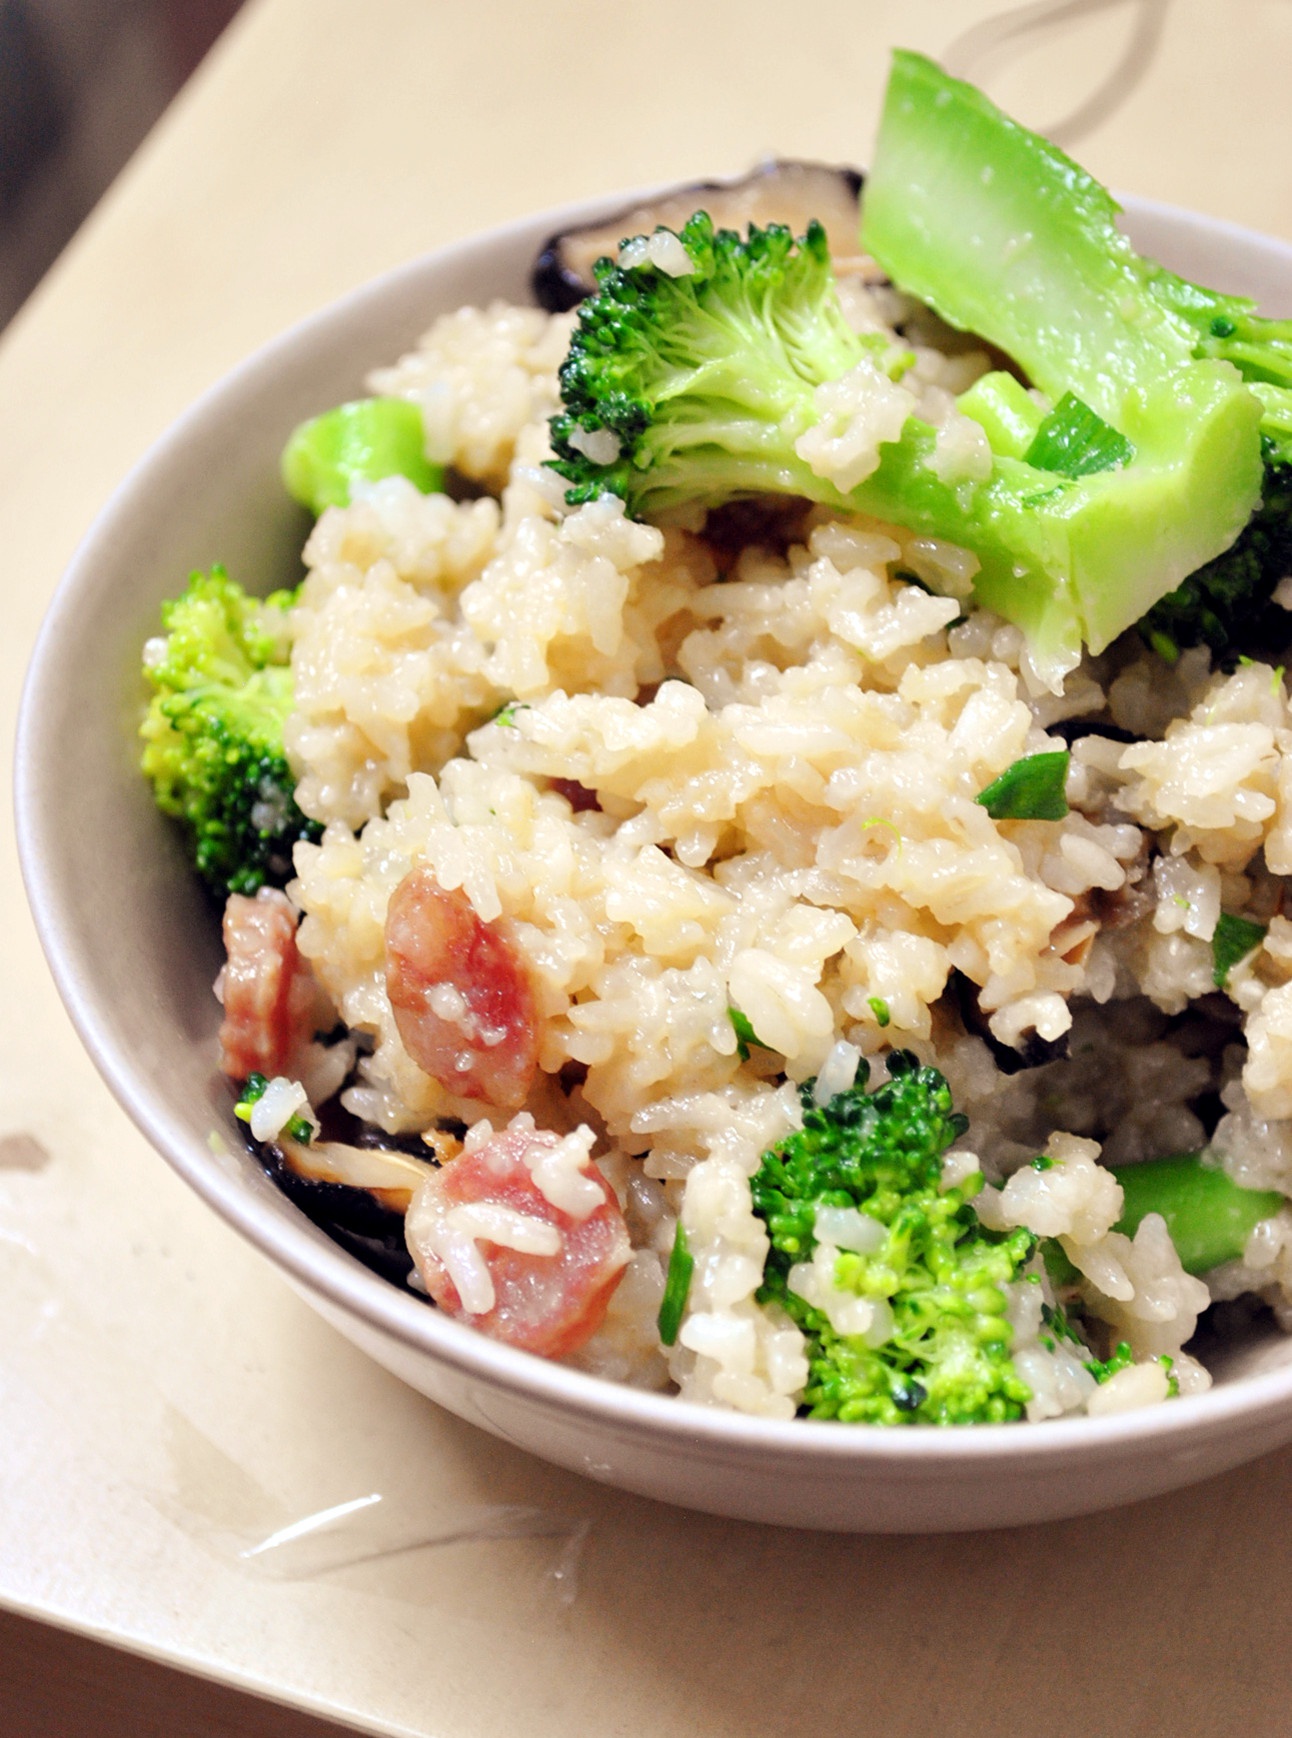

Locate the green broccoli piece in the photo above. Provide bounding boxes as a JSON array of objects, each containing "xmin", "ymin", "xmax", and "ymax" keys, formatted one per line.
[
  {"xmin": 866, "ymin": 53, "xmax": 1292, "ymax": 673},
  {"xmin": 975, "ymin": 751, "xmax": 1070, "ymax": 821},
  {"xmin": 1138, "ymin": 263, "xmax": 1292, "ymax": 465},
  {"xmin": 1083, "ymin": 1337, "xmax": 1135, "ymax": 1384},
  {"xmin": 858, "ymin": 51, "xmax": 1265, "ymax": 675},
  {"xmin": 140, "ymin": 565, "xmax": 320, "ymax": 896},
  {"xmin": 281, "ymin": 397, "xmax": 444, "ymax": 515},
  {"xmin": 1140, "ymin": 462, "xmax": 1292, "ymax": 663},
  {"xmin": 1110, "ymin": 1150, "xmax": 1283, "ymax": 1276},
  {"xmin": 549, "ymin": 54, "xmax": 1264, "ymax": 685},
  {"xmin": 1038, "ymin": 1147, "xmax": 1282, "ymax": 1289},
  {"xmin": 551, "ymin": 212, "xmax": 874, "ymax": 513},
  {"xmin": 906, "ymin": 117, "xmax": 1292, "ymax": 669},
  {"xmin": 750, "ymin": 1052, "xmax": 1038, "ymax": 1424}
]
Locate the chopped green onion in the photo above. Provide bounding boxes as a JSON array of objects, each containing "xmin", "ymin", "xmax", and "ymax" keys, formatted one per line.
[
  {"xmin": 1212, "ymin": 912, "xmax": 1267, "ymax": 986},
  {"xmin": 1030, "ymin": 1154, "xmax": 1054, "ymax": 1172},
  {"xmin": 728, "ymin": 1006, "xmax": 771, "ymax": 1061},
  {"xmin": 867, "ymin": 996, "xmax": 891, "ymax": 1028},
  {"xmin": 860, "ymin": 817, "xmax": 903, "ymax": 855},
  {"xmin": 1039, "ymin": 1301, "xmax": 1082, "ymax": 1346},
  {"xmin": 1024, "ymin": 391, "xmax": 1135, "ymax": 479},
  {"xmin": 1041, "ymin": 1239, "xmax": 1078, "ymax": 1287},
  {"xmin": 235, "ymin": 1073, "xmax": 269, "ymax": 1109},
  {"xmin": 492, "ymin": 701, "xmax": 530, "ymax": 728},
  {"xmin": 975, "ymin": 751, "xmax": 1070, "ymax": 820},
  {"xmin": 657, "ymin": 1222, "xmax": 694, "ymax": 1346}
]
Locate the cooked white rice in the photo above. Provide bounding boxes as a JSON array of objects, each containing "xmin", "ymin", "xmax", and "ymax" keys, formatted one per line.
[{"xmin": 276, "ymin": 290, "xmax": 1292, "ymax": 1421}]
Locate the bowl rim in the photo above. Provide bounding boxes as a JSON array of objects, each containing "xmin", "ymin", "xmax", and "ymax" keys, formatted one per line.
[{"xmin": 18, "ymin": 184, "xmax": 1292, "ymax": 1471}]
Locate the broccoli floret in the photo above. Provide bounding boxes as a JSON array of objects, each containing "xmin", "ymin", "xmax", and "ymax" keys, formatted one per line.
[
  {"xmin": 750, "ymin": 1052, "xmax": 1038, "ymax": 1425},
  {"xmin": 140, "ymin": 565, "xmax": 320, "ymax": 895},
  {"xmin": 551, "ymin": 213, "xmax": 873, "ymax": 514},
  {"xmin": 551, "ymin": 55, "xmax": 1265, "ymax": 687}
]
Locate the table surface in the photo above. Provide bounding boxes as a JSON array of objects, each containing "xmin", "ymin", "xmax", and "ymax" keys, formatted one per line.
[{"xmin": 7, "ymin": 2, "xmax": 1292, "ymax": 1733}]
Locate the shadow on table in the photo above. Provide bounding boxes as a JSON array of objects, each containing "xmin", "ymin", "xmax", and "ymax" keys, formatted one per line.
[
  {"xmin": 127, "ymin": 1278, "xmax": 1292, "ymax": 1738},
  {"xmin": 559, "ymin": 1443, "xmax": 1292, "ymax": 1738},
  {"xmin": 213, "ymin": 1303, "xmax": 1291, "ymax": 1738},
  {"xmin": 0, "ymin": 1606, "xmax": 357, "ymax": 1738}
]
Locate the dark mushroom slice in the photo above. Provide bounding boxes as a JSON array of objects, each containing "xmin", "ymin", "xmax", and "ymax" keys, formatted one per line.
[
  {"xmin": 1046, "ymin": 718, "xmax": 1138, "ymax": 746},
  {"xmin": 251, "ymin": 1139, "xmax": 419, "ymax": 1286},
  {"xmin": 949, "ymin": 969, "xmax": 1072, "ymax": 1075},
  {"xmin": 275, "ymin": 1130, "xmax": 444, "ymax": 1213},
  {"xmin": 532, "ymin": 160, "xmax": 872, "ymax": 312},
  {"xmin": 241, "ymin": 1118, "xmax": 447, "ymax": 1256}
]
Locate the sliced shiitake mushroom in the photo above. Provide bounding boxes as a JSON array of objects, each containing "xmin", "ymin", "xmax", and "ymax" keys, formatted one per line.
[
  {"xmin": 1046, "ymin": 719, "xmax": 1138, "ymax": 747},
  {"xmin": 949, "ymin": 969, "xmax": 1072, "ymax": 1075},
  {"xmin": 245, "ymin": 1125, "xmax": 464, "ymax": 1289},
  {"xmin": 532, "ymin": 160, "xmax": 874, "ymax": 312},
  {"xmin": 276, "ymin": 1131, "xmax": 448, "ymax": 1213},
  {"xmin": 251, "ymin": 1139, "xmax": 416, "ymax": 1283}
]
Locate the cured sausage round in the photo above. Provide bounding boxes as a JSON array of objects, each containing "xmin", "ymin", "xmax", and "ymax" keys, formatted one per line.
[
  {"xmin": 405, "ymin": 1124, "xmax": 630, "ymax": 1358},
  {"xmin": 385, "ymin": 870, "xmax": 539, "ymax": 1109}
]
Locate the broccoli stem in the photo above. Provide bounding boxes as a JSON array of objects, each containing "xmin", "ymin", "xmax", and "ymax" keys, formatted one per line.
[
  {"xmin": 855, "ymin": 369, "xmax": 1259, "ymax": 678},
  {"xmin": 1044, "ymin": 1152, "xmax": 1282, "ymax": 1284},
  {"xmin": 1110, "ymin": 1152, "xmax": 1283, "ymax": 1276},
  {"xmin": 858, "ymin": 51, "xmax": 1263, "ymax": 672},
  {"xmin": 863, "ymin": 54, "xmax": 1198, "ymax": 420},
  {"xmin": 281, "ymin": 398, "xmax": 444, "ymax": 514},
  {"xmin": 956, "ymin": 372, "xmax": 1044, "ymax": 459}
]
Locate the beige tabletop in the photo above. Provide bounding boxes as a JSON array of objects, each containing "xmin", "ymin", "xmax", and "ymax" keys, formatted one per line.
[{"xmin": 7, "ymin": 1, "xmax": 1292, "ymax": 1733}]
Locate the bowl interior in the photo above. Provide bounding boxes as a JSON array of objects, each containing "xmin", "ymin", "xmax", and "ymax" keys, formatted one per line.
[{"xmin": 18, "ymin": 187, "xmax": 1292, "ymax": 1476}]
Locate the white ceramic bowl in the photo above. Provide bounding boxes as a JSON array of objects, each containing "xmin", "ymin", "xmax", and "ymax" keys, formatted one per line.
[{"xmin": 18, "ymin": 189, "xmax": 1292, "ymax": 1533}]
